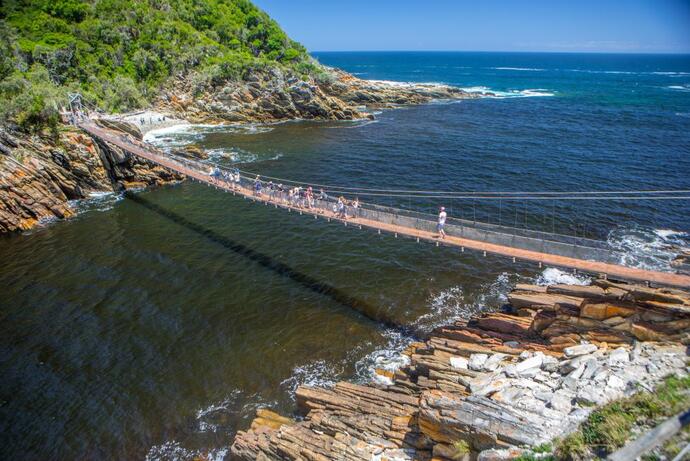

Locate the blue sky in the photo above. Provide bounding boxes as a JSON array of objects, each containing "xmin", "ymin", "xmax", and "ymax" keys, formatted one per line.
[{"xmin": 253, "ymin": 0, "xmax": 690, "ymax": 53}]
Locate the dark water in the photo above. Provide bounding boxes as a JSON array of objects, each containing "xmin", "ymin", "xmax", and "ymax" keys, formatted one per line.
[{"xmin": 1, "ymin": 52, "xmax": 689, "ymax": 460}]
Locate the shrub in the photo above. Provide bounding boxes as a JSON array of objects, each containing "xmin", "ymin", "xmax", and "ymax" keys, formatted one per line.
[
  {"xmin": 0, "ymin": 0, "xmax": 315, "ymax": 124},
  {"xmin": 556, "ymin": 375, "xmax": 690, "ymax": 460}
]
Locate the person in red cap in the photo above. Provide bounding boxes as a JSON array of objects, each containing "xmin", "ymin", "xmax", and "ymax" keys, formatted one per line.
[{"xmin": 437, "ymin": 206, "xmax": 447, "ymax": 239}]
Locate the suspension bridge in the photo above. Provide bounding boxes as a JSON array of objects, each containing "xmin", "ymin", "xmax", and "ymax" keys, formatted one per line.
[{"xmin": 76, "ymin": 119, "xmax": 690, "ymax": 289}]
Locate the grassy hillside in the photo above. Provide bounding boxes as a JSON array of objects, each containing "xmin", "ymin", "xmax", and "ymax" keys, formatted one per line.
[{"xmin": 0, "ymin": 0, "xmax": 317, "ymax": 131}]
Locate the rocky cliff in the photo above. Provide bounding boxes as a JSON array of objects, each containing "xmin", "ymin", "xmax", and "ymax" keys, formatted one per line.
[
  {"xmin": 231, "ymin": 279, "xmax": 690, "ymax": 460},
  {"xmin": 156, "ymin": 67, "xmax": 479, "ymax": 123},
  {"xmin": 0, "ymin": 125, "xmax": 181, "ymax": 233},
  {"xmin": 1, "ymin": 65, "xmax": 478, "ymax": 233}
]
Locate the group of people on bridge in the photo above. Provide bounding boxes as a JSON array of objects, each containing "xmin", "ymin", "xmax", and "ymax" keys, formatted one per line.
[{"xmin": 206, "ymin": 165, "xmax": 449, "ymax": 239}]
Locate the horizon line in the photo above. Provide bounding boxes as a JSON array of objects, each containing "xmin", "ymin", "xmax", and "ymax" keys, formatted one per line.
[{"xmin": 311, "ymin": 49, "xmax": 690, "ymax": 56}]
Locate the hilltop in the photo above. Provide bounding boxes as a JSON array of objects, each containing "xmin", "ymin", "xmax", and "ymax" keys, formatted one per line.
[
  {"xmin": 0, "ymin": 0, "xmax": 318, "ymax": 131},
  {"xmin": 0, "ymin": 0, "xmax": 477, "ymax": 233}
]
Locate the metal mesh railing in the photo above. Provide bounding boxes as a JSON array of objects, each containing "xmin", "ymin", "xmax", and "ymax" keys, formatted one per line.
[{"xmin": 84, "ymin": 123, "xmax": 630, "ymax": 266}]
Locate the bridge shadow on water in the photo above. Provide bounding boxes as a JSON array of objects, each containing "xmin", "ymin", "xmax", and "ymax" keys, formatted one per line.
[{"xmin": 125, "ymin": 191, "xmax": 419, "ymax": 338}]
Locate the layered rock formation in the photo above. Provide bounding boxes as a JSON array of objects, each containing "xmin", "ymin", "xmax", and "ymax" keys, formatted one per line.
[
  {"xmin": 231, "ymin": 279, "xmax": 690, "ymax": 460},
  {"xmin": 0, "ymin": 125, "xmax": 181, "ymax": 233},
  {"xmin": 156, "ymin": 67, "xmax": 479, "ymax": 124},
  {"xmin": 2, "ymin": 65, "xmax": 478, "ymax": 233}
]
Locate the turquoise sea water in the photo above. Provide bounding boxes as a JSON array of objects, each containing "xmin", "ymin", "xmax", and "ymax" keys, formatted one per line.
[{"xmin": 1, "ymin": 52, "xmax": 689, "ymax": 460}]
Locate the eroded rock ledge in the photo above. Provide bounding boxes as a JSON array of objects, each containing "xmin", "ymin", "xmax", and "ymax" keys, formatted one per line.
[
  {"xmin": 231, "ymin": 279, "xmax": 690, "ymax": 460},
  {"xmin": 0, "ymin": 125, "xmax": 181, "ymax": 233}
]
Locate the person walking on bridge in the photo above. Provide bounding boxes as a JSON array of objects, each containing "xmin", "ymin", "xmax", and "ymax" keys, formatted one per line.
[
  {"xmin": 254, "ymin": 176, "xmax": 262, "ymax": 196},
  {"xmin": 351, "ymin": 197, "xmax": 360, "ymax": 218},
  {"xmin": 437, "ymin": 206, "xmax": 447, "ymax": 239},
  {"xmin": 233, "ymin": 169, "xmax": 241, "ymax": 190},
  {"xmin": 337, "ymin": 196, "xmax": 347, "ymax": 219}
]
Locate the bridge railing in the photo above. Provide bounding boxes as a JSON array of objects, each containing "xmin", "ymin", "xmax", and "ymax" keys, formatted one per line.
[
  {"xmin": 83, "ymin": 123, "xmax": 631, "ymax": 267},
  {"xmin": 352, "ymin": 201, "xmax": 627, "ymax": 265}
]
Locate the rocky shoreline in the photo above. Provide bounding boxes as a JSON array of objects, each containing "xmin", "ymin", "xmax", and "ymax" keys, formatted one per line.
[
  {"xmin": 0, "ymin": 126, "xmax": 182, "ymax": 233},
  {"xmin": 0, "ymin": 68, "xmax": 477, "ymax": 234},
  {"xmin": 155, "ymin": 67, "xmax": 479, "ymax": 124},
  {"xmin": 230, "ymin": 279, "xmax": 690, "ymax": 460}
]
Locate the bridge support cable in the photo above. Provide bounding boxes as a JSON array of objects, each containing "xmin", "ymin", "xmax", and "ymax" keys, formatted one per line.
[{"xmin": 76, "ymin": 121, "xmax": 690, "ymax": 288}]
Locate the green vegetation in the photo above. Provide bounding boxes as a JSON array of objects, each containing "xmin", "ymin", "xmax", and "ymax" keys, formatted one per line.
[
  {"xmin": 451, "ymin": 440, "xmax": 470, "ymax": 459},
  {"xmin": 556, "ymin": 374, "xmax": 690, "ymax": 460},
  {"xmin": 0, "ymin": 0, "xmax": 316, "ymax": 131}
]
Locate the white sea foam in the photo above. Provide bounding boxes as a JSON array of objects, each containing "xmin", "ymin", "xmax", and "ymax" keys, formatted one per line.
[
  {"xmin": 534, "ymin": 267, "xmax": 591, "ymax": 286},
  {"xmin": 459, "ymin": 86, "xmax": 555, "ymax": 98},
  {"xmin": 565, "ymin": 69, "xmax": 636, "ymax": 75},
  {"xmin": 194, "ymin": 392, "xmax": 242, "ymax": 434},
  {"xmin": 667, "ymin": 85, "xmax": 690, "ymax": 92},
  {"xmin": 651, "ymin": 71, "xmax": 690, "ymax": 76},
  {"xmin": 280, "ymin": 360, "xmax": 341, "ymax": 396},
  {"xmin": 411, "ymin": 272, "xmax": 514, "ymax": 333},
  {"xmin": 143, "ymin": 123, "xmax": 195, "ymax": 144},
  {"xmin": 145, "ymin": 441, "xmax": 228, "ymax": 461},
  {"xmin": 144, "ymin": 123, "xmax": 274, "ymax": 149},
  {"xmin": 68, "ymin": 190, "xmax": 123, "ymax": 215},
  {"xmin": 654, "ymin": 229, "xmax": 688, "ymax": 239},
  {"xmin": 353, "ymin": 273, "xmax": 517, "ymax": 386},
  {"xmin": 354, "ymin": 328, "xmax": 414, "ymax": 385},
  {"xmin": 490, "ymin": 67, "xmax": 545, "ymax": 72},
  {"xmin": 607, "ymin": 225, "xmax": 689, "ymax": 271},
  {"xmin": 366, "ymin": 79, "xmax": 447, "ymax": 88}
]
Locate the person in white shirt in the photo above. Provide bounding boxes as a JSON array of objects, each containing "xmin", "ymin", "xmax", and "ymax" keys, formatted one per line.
[{"xmin": 437, "ymin": 206, "xmax": 447, "ymax": 239}]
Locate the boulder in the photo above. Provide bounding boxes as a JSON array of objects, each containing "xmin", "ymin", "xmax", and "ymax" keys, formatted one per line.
[
  {"xmin": 580, "ymin": 302, "xmax": 636, "ymax": 320},
  {"xmin": 482, "ymin": 353, "xmax": 508, "ymax": 372},
  {"xmin": 608, "ymin": 347, "xmax": 630, "ymax": 366},
  {"xmin": 468, "ymin": 353, "xmax": 489, "ymax": 371},
  {"xmin": 549, "ymin": 390, "xmax": 574, "ymax": 413},
  {"xmin": 563, "ymin": 344, "xmax": 598, "ymax": 358},
  {"xmin": 450, "ymin": 356, "xmax": 469, "ymax": 369}
]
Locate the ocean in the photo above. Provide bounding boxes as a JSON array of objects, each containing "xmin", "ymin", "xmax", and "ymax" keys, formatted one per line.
[{"xmin": 0, "ymin": 52, "xmax": 689, "ymax": 459}]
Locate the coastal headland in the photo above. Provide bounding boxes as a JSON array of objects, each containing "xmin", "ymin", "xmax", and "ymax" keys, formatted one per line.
[{"xmin": 0, "ymin": 69, "xmax": 478, "ymax": 233}]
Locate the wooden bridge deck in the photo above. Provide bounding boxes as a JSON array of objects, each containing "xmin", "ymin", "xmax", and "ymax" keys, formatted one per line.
[{"xmin": 81, "ymin": 122, "xmax": 690, "ymax": 289}]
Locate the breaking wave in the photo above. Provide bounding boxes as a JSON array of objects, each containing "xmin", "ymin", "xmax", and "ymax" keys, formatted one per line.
[
  {"xmin": 69, "ymin": 191, "xmax": 124, "ymax": 215},
  {"xmin": 607, "ymin": 225, "xmax": 689, "ymax": 271},
  {"xmin": 534, "ymin": 267, "xmax": 591, "ymax": 286},
  {"xmin": 144, "ymin": 123, "xmax": 274, "ymax": 150},
  {"xmin": 667, "ymin": 85, "xmax": 690, "ymax": 92},
  {"xmin": 280, "ymin": 360, "xmax": 342, "ymax": 396},
  {"xmin": 411, "ymin": 272, "xmax": 516, "ymax": 333},
  {"xmin": 145, "ymin": 441, "xmax": 228, "ymax": 461},
  {"xmin": 459, "ymin": 86, "xmax": 555, "ymax": 98},
  {"xmin": 354, "ymin": 329, "xmax": 414, "ymax": 386},
  {"xmin": 490, "ymin": 67, "xmax": 545, "ymax": 72}
]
